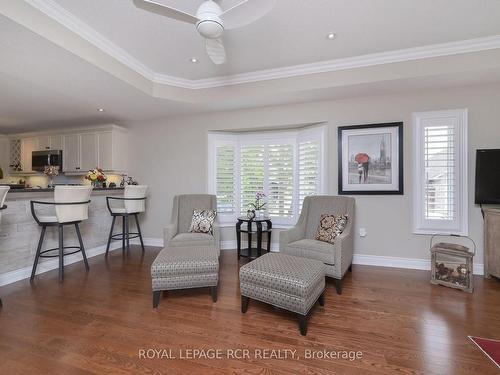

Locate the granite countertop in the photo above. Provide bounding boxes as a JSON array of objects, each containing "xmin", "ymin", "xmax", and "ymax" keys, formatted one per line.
[{"xmin": 7, "ymin": 187, "xmax": 124, "ymax": 193}]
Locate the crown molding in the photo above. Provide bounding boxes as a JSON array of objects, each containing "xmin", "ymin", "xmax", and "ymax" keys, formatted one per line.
[{"xmin": 25, "ymin": 0, "xmax": 500, "ymax": 91}]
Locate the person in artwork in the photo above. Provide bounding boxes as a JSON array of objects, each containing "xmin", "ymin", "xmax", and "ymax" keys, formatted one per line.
[
  {"xmin": 362, "ymin": 161, "xmax": 370, "ymax": 182},
  {"xmin": 357, "ymin": 163, "xmax": 364, "ymax": 183}
]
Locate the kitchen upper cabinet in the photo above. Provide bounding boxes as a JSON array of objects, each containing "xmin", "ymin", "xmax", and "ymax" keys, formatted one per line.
[
  {"xmin": 36, "ymin": 135, "xmax": 63, "ymax": 151},
  {"xmin": 97, "ymin": 132, "xmax": 113, "ymax": 171},
  {"xmin": 97, "ymin": 130, "xmax": 128, "ymax": 173},
  {"xmin": 21, "ymin": 137, "xmax": 37, "ymax": 173},
  {"xmin": 80, "ymin": 133, "xmax": 97, "ymax": 171},
  {"xmin": 63, "ymin": 134, "xmax": 80, "ymax": 172}
]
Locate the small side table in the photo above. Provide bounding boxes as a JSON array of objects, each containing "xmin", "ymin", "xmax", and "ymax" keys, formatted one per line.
[{"xmin": 236, "ymin": 217, "xmax": 272, "ymax": 260}]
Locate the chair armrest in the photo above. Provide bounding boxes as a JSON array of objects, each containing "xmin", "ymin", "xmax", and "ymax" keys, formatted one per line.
[
  {"xmin": 212, "ymin": 221, "xmax": 221, "ymax": 253},
  {"xmin": 279, "ymin": 225, "xmax": 304, "ymax": 250},
  {"xmin": 333, "ymin": 223, "xmax": 355, "ymax": 277},
  {"xmin": 163, "ymin": 222, "xmax": 178, "ymax": 248}
]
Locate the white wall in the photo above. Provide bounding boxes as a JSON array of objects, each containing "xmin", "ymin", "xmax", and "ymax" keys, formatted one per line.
[{"xmin": 127, "ymin": 84, "xmax": 500, "ymax": 265}]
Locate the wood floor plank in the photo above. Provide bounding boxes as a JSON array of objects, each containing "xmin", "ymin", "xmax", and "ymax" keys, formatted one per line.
[{"xmin": 1, "ymin": 247, "xmax": 499, "ymax": 374}]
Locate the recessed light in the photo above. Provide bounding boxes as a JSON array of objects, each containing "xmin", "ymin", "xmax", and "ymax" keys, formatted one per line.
[
  {"xmin": 326, "ymin": 32, "xmax": 336, "ymax": 40},
  {"xmin": 190, "ymin": 58, "xmax": 199, "ymax": 63},
  {"xmin": 97, "ymin": 108, "xmax": 105, "ymax": 112}
]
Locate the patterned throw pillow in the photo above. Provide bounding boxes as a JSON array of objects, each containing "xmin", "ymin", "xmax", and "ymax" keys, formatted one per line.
[
  {"xmin": 315, "ymin": 214, "xmax": 348, "ymax": 244},
  {"xmin": 189, "ymin": 209, "xmax": 217, "ymax": 234}
]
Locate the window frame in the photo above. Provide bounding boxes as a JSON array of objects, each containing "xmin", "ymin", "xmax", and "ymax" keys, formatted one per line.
[
  {"xmin": 208, "ymin": 126, "xmax": 327, "ymax": 227},
  {"xmin": 412, "ymin": 109, "xmax": 468, "ymax": 236}
]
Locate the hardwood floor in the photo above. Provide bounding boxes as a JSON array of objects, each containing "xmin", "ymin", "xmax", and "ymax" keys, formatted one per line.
[{"xmin": 1, "ymin": 247, "xmax": 500, "ymax": 374}]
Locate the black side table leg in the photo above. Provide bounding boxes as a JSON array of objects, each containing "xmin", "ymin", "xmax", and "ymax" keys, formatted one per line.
[
  {"xmin": 236, "ymin": 220, "xmax": 242, "ymax": 259},
  {"xmin": 247, "ymin": 221, "xmax": 252, "ymax": 259},
  {"xmin": 266, "ymin": 220, "xmax": 272, "ymax": 253},
  {"xmin": 256, "ymin": 221, "xmax": 263, "ymax": 257}
]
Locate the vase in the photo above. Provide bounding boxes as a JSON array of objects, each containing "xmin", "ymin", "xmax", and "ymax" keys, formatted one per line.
[{"xmin": 255, "ymin": 209, "xmax": 265, "ymax": 219}]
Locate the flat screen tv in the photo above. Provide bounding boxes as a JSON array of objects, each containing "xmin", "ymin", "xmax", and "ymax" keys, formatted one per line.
[{"xmin": 475, "ymin": 149, "xmax": 500, "ymax": 204}]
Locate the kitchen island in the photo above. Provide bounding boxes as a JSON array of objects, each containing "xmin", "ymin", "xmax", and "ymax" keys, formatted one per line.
[{"xmin": 0, "ymin": 187, "xmax": 125, "ymax": 285}]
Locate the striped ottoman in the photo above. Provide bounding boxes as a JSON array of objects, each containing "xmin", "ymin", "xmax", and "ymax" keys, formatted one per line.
[
  {"xmin": 151, "ymin": 246, "xmax": 219, "ymax": 308},
  {"xmin": 239, "ymin": 253, "xmax": 326, "ymax": 335}
]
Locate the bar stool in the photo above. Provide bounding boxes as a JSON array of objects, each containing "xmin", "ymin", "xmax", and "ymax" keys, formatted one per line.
[
  {"xmin": 0, "ymin": 186, "xmax": 9, "ymax": 307},
  {"xmin": 30, "ymin": 186, "xmax": 92, "ymax": 283},
  {"xmin": 105, "ymin": 185, "xmax": 147, "ymax": 256}
]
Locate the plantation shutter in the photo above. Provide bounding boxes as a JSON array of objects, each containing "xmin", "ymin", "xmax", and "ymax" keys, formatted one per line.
[
  {"xmin": 215, "ymin": 145, "xmax": 236, "ymax": 214},
  {"xmin": 268, "ymin": 143, "xmax": 294, "ymax": 218},
  {"xmin": 423, "ymin": 125, "xmax": 455, "ymax": 220},
  {"xmin": 298, "ymin": 139, "xmax": 320, "ymax": 211},
  {"xmin": 240, "ymin": 145, "xmax": 265, "ymax": 214},
  {"xmin": 413, "ymin": 109, "xmax": 468, "ymax": 235}
]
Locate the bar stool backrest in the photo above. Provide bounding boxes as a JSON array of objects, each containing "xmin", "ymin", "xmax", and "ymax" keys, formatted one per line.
[
  {"xmin": 54, "ymin": 186, "xmax": 92, "ymax": 223},
  {"xmin": 124, "ymin": 185, "xmax": 148, "ymax": 214},
  {"xmin": 0, "ymin": 186, "xmax": 9, "ymax": 221}
]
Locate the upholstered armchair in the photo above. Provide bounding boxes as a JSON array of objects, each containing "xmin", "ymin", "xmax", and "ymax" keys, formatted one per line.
[
  {"xmin": 164, "ymin": 194, "xmax": 220, "ymax": 256},
  {"xmin": 279, "ymin": 195, "xmax": 355, "ymax": 294}
]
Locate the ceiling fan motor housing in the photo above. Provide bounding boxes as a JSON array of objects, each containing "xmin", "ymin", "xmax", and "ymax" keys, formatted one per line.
[{"xmin": 196, "ymin": 0, "xmax": 224, "ymax": 39}]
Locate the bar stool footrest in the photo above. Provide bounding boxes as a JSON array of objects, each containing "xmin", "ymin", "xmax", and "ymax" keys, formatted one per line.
[
  {"xmin": 39, "ymin": 246, "xmax": 83, "ymax": 258},
  {"xmin": 110, "ymin": 232, "xmax": 140, "ymax": 241}
]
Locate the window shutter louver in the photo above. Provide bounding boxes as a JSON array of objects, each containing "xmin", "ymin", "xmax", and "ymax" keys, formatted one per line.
[
  {"xmin": 298, "ymin": 140, "xmax": 320, "ymax": 211},
  {"xmin": 268, "ymin": 144, "xmax": 294, "ymax": 218},
  {"xmin": 216, "ymin": 145, "xmax": 236, "ymax": 214},
  {"xmin": 424, "ymin": 125, "xmax": 455, "ymax": 221},
  {"xmin": 240, "ymin": 145, "xmax": 265, "ymax": 214}
]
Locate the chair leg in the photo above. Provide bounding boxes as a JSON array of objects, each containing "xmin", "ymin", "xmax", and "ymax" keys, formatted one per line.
[
  {"xmin": 122, "ymin": 216, "xmax": 126, "ymax": 251},
  {"xmin": 335, "ymin": 278, "xmax": 342, "ymax": 295},
  {"xmin": 348, "ymin": 264, "xmax": 353, "ymax": 273},
  {"xmin": 318, "ymin": 292, "xmax": 325, "ymax": 306},
  {"xmin": 210, "ymin": 286, "xmax": 218, "ymax": 302},
  {"xmin": 58, "ymin": 225, "xmax": 64, "ymax": 283},
  {"xmin": 298, "ymin": 314, "xmax": 308, "ymax": 336},
  {"xmin": 135, "ymin": 214, "xmax": 145, "ymax": 252},
  {"xmin": 125, "ymin": 215, "xmax": 130, "ymax": 250},
  {"xmin": 105, "ymin": 216, "xmax": 116, "ymax": 257},
  {"xmin": 75, "ymin": 223, "xmax": 89, "ymax": 271},
  {"xmin": 0, "ymin": 298, "xmax": 2, "ymax": 308},
  {"xmin": 241, "ymin": 295, "xmax": 249, "ymax": 313},
  {"xmin": 30, "ymin": 226, "xmax": 46, "ymax": 282},
  {"xmin": 153, "ymin": 290, "xmax": 161, "ymax": 308}
]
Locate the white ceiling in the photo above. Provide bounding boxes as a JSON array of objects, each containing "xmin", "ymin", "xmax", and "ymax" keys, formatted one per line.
[
  {"xmin": 52, "ymin": 0, "xmax": 500, "ymax": 79},
  {"xmin": 1, "ymin": 0, "xmax": 500, "ymax": 133}
]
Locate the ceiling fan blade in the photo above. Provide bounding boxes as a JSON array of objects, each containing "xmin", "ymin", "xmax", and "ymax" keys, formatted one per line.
[
  {"xmin": 220, "ymin": 0, "xmax": 276, "ymax": 30},
  {"xmin": 205, "ymin": 38, "xmax": 226, "ymax": 65},
  {"xmin": 133, "ymin": 0, "xmax": 199, "ymax": 24}
]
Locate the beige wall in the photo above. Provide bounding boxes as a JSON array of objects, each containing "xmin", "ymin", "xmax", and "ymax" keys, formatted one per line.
[{"xmin": 127, "ymin": 84, "xmax": 500, "ymax": 264}]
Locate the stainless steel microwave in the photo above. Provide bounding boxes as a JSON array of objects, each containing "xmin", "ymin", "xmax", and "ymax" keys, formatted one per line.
[{"xmin": 32, "ymin": 150, "xmax": 63, "ymax": 172}]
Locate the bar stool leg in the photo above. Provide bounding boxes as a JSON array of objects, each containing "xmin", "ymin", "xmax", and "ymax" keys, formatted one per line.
[
  {"xmin": 122, "ymin": 216, "xmax": 126, "ymax": 251},
  {"xmin": 105, "ymin": 216, "xmax": 116, "ymax": 257},
  {"xmin": 134, "ymin": 214, "xmax": 145, "ymax": 252},
  {"xmin": 125, "ymin": 215, "xmax": 130, "ymax": 250},
  {"xmin": 75, "ymin": 223, "xmax": 89, "ymax": 271},
  {"xmin": 30, "ymin": 225, "xmax": 46, "ymax": 282},
  {"xmin": 58, "ymin": 225, "xmax": 64, "ymax": 283}
]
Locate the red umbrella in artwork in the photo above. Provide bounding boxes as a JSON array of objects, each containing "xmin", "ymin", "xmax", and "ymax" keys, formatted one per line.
[{"xmin": 355, "ymin": 153, "xmax": 370, "ymax": 164}]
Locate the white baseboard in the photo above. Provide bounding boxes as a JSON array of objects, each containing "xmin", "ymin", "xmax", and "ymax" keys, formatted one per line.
[
  {"xmin": 2, "ymin": 237, "xmax": 483, "ymax": 287},
  {"xmin": 0, "ymin": 237, "xmax": 162, "ymax": 287}
]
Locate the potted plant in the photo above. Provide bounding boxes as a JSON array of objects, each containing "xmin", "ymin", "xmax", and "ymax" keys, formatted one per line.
[
  {"xmin": 249, "ymin": 191, "xmax": 267, "ymax": 218},
  {"xmin": 85, "ymin": 167, "xmax": 107, "ymax": 188}
]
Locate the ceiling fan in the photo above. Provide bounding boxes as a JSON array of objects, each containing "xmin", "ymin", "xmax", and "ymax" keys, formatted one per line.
[{"xmin": 133, "ymin": 0, "xmax": 276, "ymax": 65}]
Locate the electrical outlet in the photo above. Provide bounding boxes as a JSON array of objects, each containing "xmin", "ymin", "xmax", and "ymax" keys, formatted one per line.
[{"xmin": 359, "ymin": 228, "xmax": 367, "ymax": 237}]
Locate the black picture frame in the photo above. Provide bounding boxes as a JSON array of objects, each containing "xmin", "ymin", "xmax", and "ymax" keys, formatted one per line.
[{"xmin": 338, "ymin": 122, "xmax": 404, "ymax": 195}]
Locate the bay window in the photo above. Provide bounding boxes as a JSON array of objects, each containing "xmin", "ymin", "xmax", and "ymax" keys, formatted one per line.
[{"xmin": 208, "ymin": 126, "xmax": 326, "ymax": 226}]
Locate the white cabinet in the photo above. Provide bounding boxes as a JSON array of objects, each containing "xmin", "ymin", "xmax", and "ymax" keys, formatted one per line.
[
  {"xmin": 21, "ymin": 138, "xmax": 37, "ymax": 173},
  {"xmin": 11, "ymin": 125, "xmax": 128, "ymax": 175},
  {"xmin": 63, "ymin": 134, "xmax": 81, "ymax": 172},
  {"xmin": 80, "ymin": 133, "xmax": 97, "ymax": 171},
  {"xmin": 97, "ymin": 130, "xmax": 127, "ymax": 173},
  {"xmin": 36, "ymin": 135, "xmax": 63, "ymax": 150}
]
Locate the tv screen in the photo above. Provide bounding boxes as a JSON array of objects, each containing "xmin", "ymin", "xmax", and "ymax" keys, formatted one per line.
[{"xmin": 475, "ymin": 149, "xmax": 500, "ymax": 204}]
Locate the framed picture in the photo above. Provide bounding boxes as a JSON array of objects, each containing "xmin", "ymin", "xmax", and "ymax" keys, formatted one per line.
[{"xmin": 338, "ymin": 122, "xmax": 403, "ymax": 195}]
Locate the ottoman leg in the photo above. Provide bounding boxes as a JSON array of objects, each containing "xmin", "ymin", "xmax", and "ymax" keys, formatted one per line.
[
  {"xmin": 318, "ymin": 292, "xmax": 325, "ymax": 306},
  {"xmin": 241, "ymin": 296, "xmax": 249, "ymax": 313},
  {"xmin": 153, "ymin": 290, "xmax": 161, "ymax": 308},
  {"xmin": 210, "ymin": 286, "xmax": 218, "ymax": 302},
  {"xmin": 298, "ymin": 314, "xmax": 308, "ymax": 336}
]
